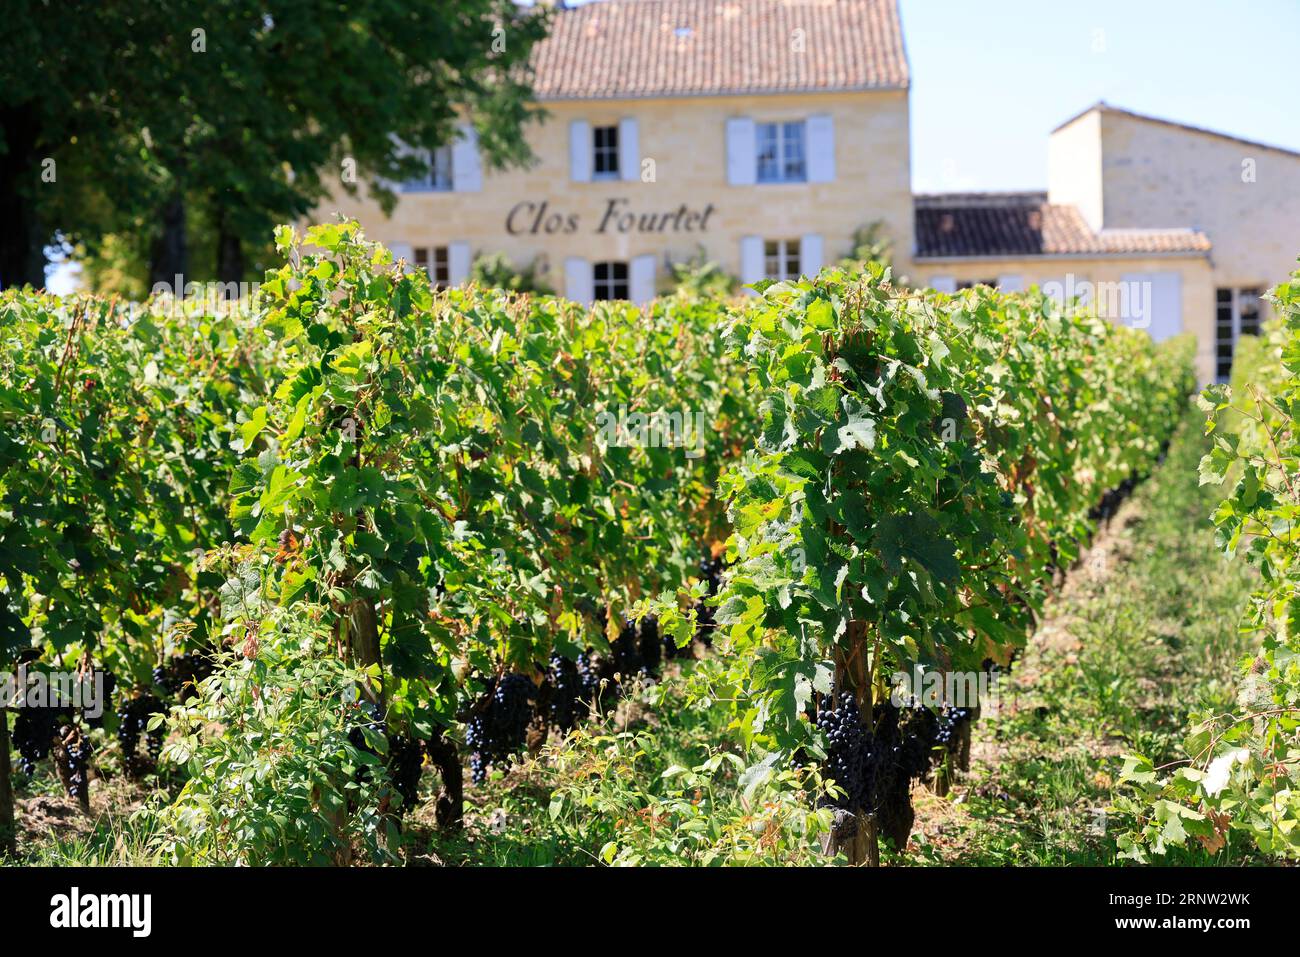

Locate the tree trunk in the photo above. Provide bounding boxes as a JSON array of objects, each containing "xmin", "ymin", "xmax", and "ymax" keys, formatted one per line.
[
  {"xmin": 148, "ymin": 193, "xmax": 188, "ymax": 293},
  {"xmin": 821, "ymin": 809, "xmax": 880, "ymax": 866},
  {"xmin": 820, "ymin": 623, "xmax": 882, "ymax": 866},
  {"xmin": 215, "ymin": 209, "xmax": 244, "ymax": 291},
  {"xmin": 0, "ymin": 104, "xmax": 47, "ymax": 290},
  {"xmin": 956, "ymin": 714, "xmax": 973, "ymax": 772},
  {"xmin": 847, "ymin": 816, "xmax": 880, "ymax": 867},
  {"xmin": 0, "ymin": 707, "xmax": 15, "ymax": 856},
  {"xmin": 347, "ymin": 597, "xmax": 384, "ymax": 709},
  {"xmin": 424, "ymin": 732, "xmax": 464, "ymax": 831}
]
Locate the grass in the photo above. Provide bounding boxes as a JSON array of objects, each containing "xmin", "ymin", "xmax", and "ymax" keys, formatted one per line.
[
  {"xmin": 903, "ymin": 402, "xmax": 1261, "ymax": 865},
  {"xmin": 415, "ymin": 672, "xmax": 834, "ymax": 867}
]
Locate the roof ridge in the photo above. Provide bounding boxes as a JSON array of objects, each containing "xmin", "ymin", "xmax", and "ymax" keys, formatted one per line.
[
  {"xmin": 1053, "ymin": 101, "xmax": 1300, "ymax": 158},
  {"xmin": 915, "ymin": 191, "xmax": 1047, "ymax": 208}
]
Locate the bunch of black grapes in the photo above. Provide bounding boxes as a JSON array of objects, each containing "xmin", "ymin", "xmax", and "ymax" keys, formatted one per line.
[
  {"xmin": 116, "ymin": 694, "xmax": 165, "ymax": 777},
  {"xmin": 897, "ymin": 704, "xmax": 940, "ymax": 777},
  {"xmin": 580, "ymin": 650, "xmax": 613, "ymax": 712},
  {"xmin": 347, "ymin": 700, "xmax": 385, "ymax": 752},
  {"xmin": 935, "ymin": 704, "xmax": 970, "ymax": 749},
  {"xmin": 547, "ymin": 654, "xmax": 583, "ymax": 732},
  {"xmin": 813, "ymin": 696, "xmax": 941, "ymax": 846},
  {"xmin": 815, "ymin": 691, "xmax": 871, "ymax": 810},
  {"xmin": 637, "ymin": 615, "xmax": 662, "ymax": 675},
  {"xmin": 12, "ymin": 707, "xmax": 69, "ymax": 776},
  {"xmin": 466, "ymin": 673, "xmax": 535, "ymax": 785},
  {"xmin": 59, "ymin": 724, "xmax": 93, "ymax": 805},
  {"xmin": 387, "ymin": 735, "xmax": 425, "ymax": 811},
  {"xmin": 871, "ymin": 702, "xmax": 919, "ymax": 849},
  {"xmin": 153, "ymin": 651, "xmax": 214, "ymax": 702},
  {"xmin": 345, "ymin": 702, "xmax": 423, "ymax": 814},
  {"xmin": 611, "ymin": 617, "xmax": 643, "ymax": 678},
  {"xmin": 695, "ymin": 554, "xmax": 725, "ymax": 648}
]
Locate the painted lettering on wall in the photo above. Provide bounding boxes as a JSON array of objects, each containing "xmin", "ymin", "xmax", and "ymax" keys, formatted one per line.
[{"xmin": 506, "ymin": 198, "xmax": 716, "ymax": 236}]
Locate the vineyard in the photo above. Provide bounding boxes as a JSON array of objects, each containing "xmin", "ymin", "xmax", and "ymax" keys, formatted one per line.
[{"xmin": 1, "ymin": 221, "xmax": 1295, "ymax": 867}]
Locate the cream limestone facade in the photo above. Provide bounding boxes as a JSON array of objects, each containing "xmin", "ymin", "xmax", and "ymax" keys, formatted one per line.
[
  {"xmin": 919, "ymin": 104, "xmax": 1300, "ymax": 383},
  {"xmin": 328, "ymin": 4, "xmax": 1297, "ymax": 388},
  {"xmin": 323, "ymin": 90, "xmax": 913, "ymax": 304},
  {"xmin": 1050, "ymin": 107, "xmax": 1300, "ymax": 290},
  {"xmin": 911, "ymin": 253, "xmax": 1216, "ymax": 383}
]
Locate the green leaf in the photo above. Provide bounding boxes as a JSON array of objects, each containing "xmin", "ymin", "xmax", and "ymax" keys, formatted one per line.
[{"xmin": 835, "ymin": 415, "xmax": 876, "ymax": 454}]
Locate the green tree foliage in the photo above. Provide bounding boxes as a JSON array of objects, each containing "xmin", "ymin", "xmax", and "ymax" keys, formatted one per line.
[{"xmin": 1, "ymin": 1, "xmax": 548, "ymax": 290}]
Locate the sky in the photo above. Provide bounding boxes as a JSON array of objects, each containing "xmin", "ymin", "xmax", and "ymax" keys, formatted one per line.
[{"xmin": 900, "ymin": 0, "xmax": 1300, "ymax": 192}]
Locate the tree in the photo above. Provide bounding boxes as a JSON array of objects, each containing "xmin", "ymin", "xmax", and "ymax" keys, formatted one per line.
[
  {"xmin": 1, "ymin": 1, "xmax": 550, "ymax": 291},
  {"xmin": 0, "ymin": 4, "xmax": 143, "ymax": 289}
]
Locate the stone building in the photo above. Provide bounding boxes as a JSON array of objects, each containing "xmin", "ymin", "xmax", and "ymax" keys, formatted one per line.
[{"xmin": 328, "ymin": 0, "xmax": 1300, "ymax": 383}]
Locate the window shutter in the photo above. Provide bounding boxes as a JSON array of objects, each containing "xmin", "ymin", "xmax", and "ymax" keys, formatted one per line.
[
  {"xmin": 389, "ymin": 242, "xmax": 414, "ymax": 272},
  {"xmin": 1122, "ymin": 271, "xmax": 1183, "ymax": 341},
  {"xmin": 740, "ymin": 236, "xmax": 764, "ymax": 292},
  {"xmin": 630, "ymin": 254, "xmax": 656, "ymax": 304},
  {"xmin": 800, "ymin": 234, "xmax": 824, "ymax": 277},
  {"xmin": 997, "ymin": 274, "xmax": 1025, "ymax": 292},
  {"xmin": 619, "ymin": 118, "xmax": 640, "ymax": 183},
  {"xmin": 565, "ymin": 257, "xmax": 593, "ymax": 303},
  {"xmin": 451, "ymin": 124, "xmax": 482, "ymax": 192},
  {"xmin": 1149, "ymin": 271, "xmax": 1183, "ymax": 342},
  {"xmin": 807, "ymin": 115, "xmax": 836, "ymax": 183},
  {"xmin": 448, "ymin": 242, "xmax": 472, "ymax": 285},
  {"xmin": 929, "ymin": 276, "xmax": 957, "ymax": 293},
  {"xmin": 726, "ymin": 118, "xmax": 756, "ymax": 186},
  {"xmin": 570, "ymin": 121, "xmax": 592, "ymax": 183}
]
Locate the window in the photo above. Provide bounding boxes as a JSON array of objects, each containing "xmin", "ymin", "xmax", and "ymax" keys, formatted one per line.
[
  {"xmin": 401, "ymin": 146, "xmax": 453, "ymax": 192},
  {"xmin": 593, "ymin": 261, "xmax": 629, "ymax": 301},
  {"xmin": 756, "ymin": 122, "xmax": 806, "ymax": 183},
  {"xmin": 763, "ymin": 239, "xmax": 801, "ymax": 280},
  {"xmin": 956, "ymin": 279, "xmax": 997, "ymax": 290},
  {"xmin": 414, "ymin": 246, "xmax": 450, "ymax": 289},
  {"xmin": 593, "ymin": 125, "xmax": 620, "ymax": 179},
  {"xmin": 1215, "ymin": 287, "xmax": 1264, "ymax": 381},
  {"xmin": 1239, "ymin": 289, "xmax": 1261, "ymax": 337}
]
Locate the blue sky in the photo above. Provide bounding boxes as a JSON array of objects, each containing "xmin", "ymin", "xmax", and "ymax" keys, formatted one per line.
[{"xmin": 901, "ymin": 0, "xmax": 1300, "ymax": 192}]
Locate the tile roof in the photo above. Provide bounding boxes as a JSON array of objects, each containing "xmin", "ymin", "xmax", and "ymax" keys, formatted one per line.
[
  {"xmin": 529, "ymin": 0, "xmax": 909, "ymax": 100},
  {"xmin": 914, "ymin": 192, "xmax": 1212, "ymax": 259}
]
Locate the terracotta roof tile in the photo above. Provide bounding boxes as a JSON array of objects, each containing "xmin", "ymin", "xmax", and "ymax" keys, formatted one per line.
[
  {"xmin": 530, "ymin": 0, "xmax": 909, "ymax": 100},
  {"xmin": 914, "ymin": 192, "xmax": 1212, "ymax": 258}
]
